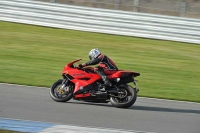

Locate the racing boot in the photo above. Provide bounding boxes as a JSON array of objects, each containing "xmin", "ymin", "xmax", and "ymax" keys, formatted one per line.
[{"xmin": 102, "ymin": 76, "xmax": 112, "ymax": 88}]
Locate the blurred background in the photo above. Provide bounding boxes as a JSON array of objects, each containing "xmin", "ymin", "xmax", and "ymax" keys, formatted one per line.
[{"xmin": 35, "ymin": 0, "xmax": 200, "ymax": 18}]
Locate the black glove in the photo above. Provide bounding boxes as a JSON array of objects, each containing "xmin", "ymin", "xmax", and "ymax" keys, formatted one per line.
[{"xmin": 78, "ymin": 64, "xmax": 83, "ymax": 69}]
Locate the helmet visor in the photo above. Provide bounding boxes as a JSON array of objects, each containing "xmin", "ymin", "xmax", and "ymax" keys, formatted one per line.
[{"xmin": 89, "ymin": 55, "xmax": 92, "ymax": 60}]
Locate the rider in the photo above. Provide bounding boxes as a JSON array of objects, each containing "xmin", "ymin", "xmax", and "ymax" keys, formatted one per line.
[{"xmin": 79, "ymin": 48, "xmax": 118, "ymax": 87}]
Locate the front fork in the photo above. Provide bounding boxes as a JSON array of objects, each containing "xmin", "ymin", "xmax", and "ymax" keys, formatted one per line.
[
  {"xmin": 60, "ymin": 78, "xmax": 69, "ymax": 91},
  {"xmin": 133, "ymin": 80, "xmax": 139, "ymax": 93}
]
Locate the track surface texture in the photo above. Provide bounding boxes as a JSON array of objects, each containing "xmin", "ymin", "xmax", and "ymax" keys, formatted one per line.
[{"xmin": 0, "ymin": 83, "xmax": 200, "ymax": 133}]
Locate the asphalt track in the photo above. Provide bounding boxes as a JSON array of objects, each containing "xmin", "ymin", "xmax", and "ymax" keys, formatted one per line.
[{"xmin": 0, "ymin": 83, "xmax": 200, "ymax": 133}]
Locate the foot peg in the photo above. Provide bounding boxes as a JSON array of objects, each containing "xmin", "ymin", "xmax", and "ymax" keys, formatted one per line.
[{"xmin": 99, "ymin": 84, "xmax": 106, "ymax": 91}]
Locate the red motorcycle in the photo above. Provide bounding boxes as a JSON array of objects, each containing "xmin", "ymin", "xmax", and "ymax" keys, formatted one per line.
[{"xmin": 50, "ymin": 59, "xmax": 140, "ymax": 108}]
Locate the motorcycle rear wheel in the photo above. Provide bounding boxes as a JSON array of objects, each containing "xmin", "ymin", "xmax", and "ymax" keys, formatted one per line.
[
  {"xmin": 110, "ymin": 85, "xmax": 137, "ymax": 108},
  {"xmin": 50, "ymin": 79, "xmax": 73, "ymax": 102}
]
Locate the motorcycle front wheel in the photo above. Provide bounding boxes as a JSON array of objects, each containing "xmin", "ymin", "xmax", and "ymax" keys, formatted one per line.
[
  {"xmin": 50, "ymin": 79, "xmax": 73, "ymax": 102},
  {"xmin": 110, "ymin": 85, "xmax": 137, "ymax": 108}
]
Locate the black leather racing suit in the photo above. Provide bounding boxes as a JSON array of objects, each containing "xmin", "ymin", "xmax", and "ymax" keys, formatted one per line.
[{"xmin": 85, "ymin": 54, "xmax": 118, "ymax": 85}]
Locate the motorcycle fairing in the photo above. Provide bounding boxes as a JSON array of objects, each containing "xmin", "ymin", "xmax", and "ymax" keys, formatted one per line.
[
  {"xmin": 67, "ymin": 59, "xmax": 82, "ymax": 67},
  {"xmin": 107, "ymin": 70, "xmax": 140, "ymax": 79},
  {"xmin": 74, "ymin": 83, "xmax": 94, "ymax": 95},
  {"xmin": 62, "ymin": 59, "xmax": 82, "ymax": 74},
  {"xmin": 61, "ymin": 59, "xmax": 140, "ymax": 99},
  {"xmin": 63, "ymin": 68, "xmax": 100, "ymax": 96},
  {"xmin": 74, "ymin": 93, "xmax": 92, "ymax": 99}
]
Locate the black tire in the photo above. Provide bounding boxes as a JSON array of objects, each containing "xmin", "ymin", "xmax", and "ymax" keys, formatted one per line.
[
  {"xmin": 110, "ymin": 85, "xmax": 137, "ymax": 108},
  {"xmin": 50, "ymin": 79, "xmax": 73, "ymax": 102}
]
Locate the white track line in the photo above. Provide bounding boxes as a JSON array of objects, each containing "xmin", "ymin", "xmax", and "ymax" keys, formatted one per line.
[
  {"xmin": 1, "ymin": 117, "xmax": 156, "ymax": 133},
  {"xmin": 40, "ymin": 125, "xmax": 157, "ymax": 133}
]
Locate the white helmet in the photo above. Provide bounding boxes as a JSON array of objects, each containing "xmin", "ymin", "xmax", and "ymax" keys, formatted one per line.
[{"xmin": 88, "ymin": 48, "xmax": 101, "ymax": 60}]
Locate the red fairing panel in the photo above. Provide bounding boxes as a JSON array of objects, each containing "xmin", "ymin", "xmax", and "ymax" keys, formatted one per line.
[
  {"xmin": 104, "ymin": 70, "xmax": 118, "ymax": 75},
  {"xmin": 108, "ymin": 71, "xmax": 139, "ymax": 78},
  {"xmin": 74, "ymin": 93, "xmax": 91, "ymax": 98},
  {"xmin": 62, "ymin": 59, "xmax": 82, "ymax": 74},
  {"xmin": 108, "ymin": 71, "xmax": 124, "ymax": 78},
  {"xmin": 67, "ymin": 59, "xmax": 82, "ymax": 67},
  {"xmin": 71, "ymin": 73, "xmax": 101, "ymax": 94}
]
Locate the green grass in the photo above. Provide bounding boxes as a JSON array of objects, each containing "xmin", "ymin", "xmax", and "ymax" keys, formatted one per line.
[
  {"xmin": 0, "ymin": 129, "xmax": 23, "ymax": 133},
  {"xmin": 0, "ymin": 21, "xmax": 200, "ymax": 102}
]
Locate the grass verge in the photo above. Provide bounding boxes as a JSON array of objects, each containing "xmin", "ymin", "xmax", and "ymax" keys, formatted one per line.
[
  {"xmin": 0, "ymin": 129, "xmax": 23, "ymax": 133},
  {"xmin": 0, "ymin": 21, "xmax": 199, "ymax": 102}
]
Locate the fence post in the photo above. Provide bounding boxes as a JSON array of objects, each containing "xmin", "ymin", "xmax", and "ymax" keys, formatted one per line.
[
  {"xmin": 114, "ymin": 0, "xmax": 120, "ymax": 10},
  {"xmin": 180, "ymin": 2, "xmax": 186, "ymax": 17},
  {"xmin": 134, "ymin": 0, "xmax": 140, "ymax": 12}
]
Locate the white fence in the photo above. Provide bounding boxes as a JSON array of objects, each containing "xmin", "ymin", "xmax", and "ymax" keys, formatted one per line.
[
  {"xmin": 0, "ymin": 0, "xmax": 200, "ymax": 44},
  {"xmin": 37, "ymin": 0, "xmax": 200, "ymax": 18}
]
